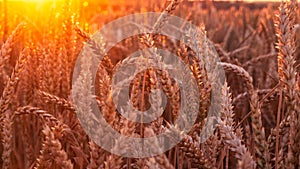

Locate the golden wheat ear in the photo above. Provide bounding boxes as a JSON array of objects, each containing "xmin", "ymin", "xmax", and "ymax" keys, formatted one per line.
[
  {"xmin": 35, "ymin": 125, "xmax": 73, "ymax": 169},
  {"xmin": 0, "ymin": 48, "xmax": 29, "ymax": 169},
  {"xmin": 0, "ymin": 22, "xmax": 26, "ymax": 83},
  {"xmin": 218, "ymin": 82, "xmax": 256, "ymax": 169},
  {"xmin": 274, "ymin": 0, "xmax": 300, "ymax": 168}
]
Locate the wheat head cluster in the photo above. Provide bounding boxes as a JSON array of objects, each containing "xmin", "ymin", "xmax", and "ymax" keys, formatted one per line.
[{"xmin": 0, "ymin": 0, "xmax": 299, "ymax": 168}]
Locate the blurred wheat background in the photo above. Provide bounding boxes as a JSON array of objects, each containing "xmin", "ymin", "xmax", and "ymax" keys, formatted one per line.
[{"xmin": 0, "ymin": 0, "xmax": 299, "ymax": 168}]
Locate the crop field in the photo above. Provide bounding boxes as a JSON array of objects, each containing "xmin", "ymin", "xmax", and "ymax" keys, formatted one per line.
[{"xmin": 0, "ymin": 0, "xmax": 299, "ymax": 168}]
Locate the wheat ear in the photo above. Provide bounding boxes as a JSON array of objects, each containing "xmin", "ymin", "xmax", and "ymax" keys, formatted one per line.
[{"xmin": 275, "ymin": 0, "xmax": 300, "ymax": 167}]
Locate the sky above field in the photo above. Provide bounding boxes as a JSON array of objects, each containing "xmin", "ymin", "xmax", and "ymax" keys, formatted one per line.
[{"xmin": 0, "ymin": 0, "xmax": 290, "ymax": 2}]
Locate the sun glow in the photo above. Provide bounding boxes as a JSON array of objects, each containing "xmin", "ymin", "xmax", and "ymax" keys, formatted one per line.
[{"xmin": 0, "ymin": 0, "xmax": 61, "ymax": 1}]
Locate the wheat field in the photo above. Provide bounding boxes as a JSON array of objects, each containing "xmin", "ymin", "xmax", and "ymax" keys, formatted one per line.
[{"xmin": 0, "ymin": 0, "xmax": 299, "ymax": 168}]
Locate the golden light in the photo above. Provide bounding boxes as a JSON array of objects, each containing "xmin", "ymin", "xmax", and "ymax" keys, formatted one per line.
[
  {"xmin": 83, "ymin": 1, "xmax": 88, "ymax": 7},
  {"xmin": 1, "ymin": 0, "xmax": 61, "ymax": 1}
]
